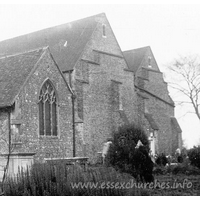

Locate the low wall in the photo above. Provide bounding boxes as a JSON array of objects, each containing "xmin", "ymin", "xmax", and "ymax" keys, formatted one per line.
[{"xmin": 0, "ymin": 153, "xmax": 35, "ymax": 181}]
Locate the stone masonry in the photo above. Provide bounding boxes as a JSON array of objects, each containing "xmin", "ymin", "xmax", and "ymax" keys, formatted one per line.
[
  {"xmin": 0, "ymin": 48, "xmax": 73, "ymax": 162},
  {"xmin": 0, "ymin": 13, "xmax": 182, "ymax": 164}
]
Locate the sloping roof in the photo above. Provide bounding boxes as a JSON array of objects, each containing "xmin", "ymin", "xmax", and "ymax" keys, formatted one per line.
[
  {"xmin": 0, "ymin": 13, "xmax": 104, "ymax": 72},
  {"xmin": 123, "ymin": 46, "xmax": 150, "ymax": 73},
  {"xmin": 144, "ymin": 113, "xmax": 159, "ymax": 130},
  {"xmin": 171, "ymin": 117, "xmax": 182, "ymax": 133},
  {"xmin": 0, "ymin": 48, "xmax": 45, "ymax": 108}
]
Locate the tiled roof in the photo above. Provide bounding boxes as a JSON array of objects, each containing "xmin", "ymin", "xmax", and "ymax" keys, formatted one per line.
[
  {"xmin": 123, "ymin": 46, "xmax": 150, "ymax": 73},
  {"xmin": 171, "ymin": 117, "xmax": 182, "ymax": 133},
  {"xmin": 0, "ymin": 48, "xmax": 45, "ymax": 108},
  {"xmin": 0, "ymin": 13, "xmax": 104, "ymax": 72},
  {"xmin": 144, "ymin": 113, "xmax": 159, "ymax": 130}
]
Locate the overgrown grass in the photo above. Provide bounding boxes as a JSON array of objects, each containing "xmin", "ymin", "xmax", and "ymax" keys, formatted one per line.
[
  {"xmin": 2, "ymin": 161, "xmax": 200, "ymax": 196},
  {"xmin": 3, "ymin": 163, "xmax": 141, "ymax": 196}
]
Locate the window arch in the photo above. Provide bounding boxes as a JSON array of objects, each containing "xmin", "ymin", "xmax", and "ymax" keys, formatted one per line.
[{"xmin": 38, "ymin": 79, "xmax": 57, "ymax": 136}]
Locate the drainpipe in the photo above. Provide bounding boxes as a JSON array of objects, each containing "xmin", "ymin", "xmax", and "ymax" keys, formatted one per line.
[
  {"xmin": 62, "ymin": 70, "xmax": 76, "ymax": 158},
  {"xmin": 71, "ymin": 93, "xmax": 76, "ymax": 157},
  {"xmin": 69, "ymin": 70, "xmax": 76, "ymax": 157},
  {"xmin": 8, "ymin": 109, "xmax": 11, "ymax": 156}
]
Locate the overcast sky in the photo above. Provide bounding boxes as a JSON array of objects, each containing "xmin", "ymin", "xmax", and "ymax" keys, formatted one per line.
[{"xmin": 0, "ymin": 1, "xmax": 200, "ymax": 148}]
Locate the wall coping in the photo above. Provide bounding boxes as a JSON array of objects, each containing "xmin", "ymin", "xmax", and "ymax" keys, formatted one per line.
[
  {"xmin": 93, "ymin": 49, "xmax": 123, "ymax": 59},
  {"xmin": 44, "ymin": 157, "xmax": 89, "ymax": 161},
  {"xmin": 0, "ymin": 152, "xmax": 36, "ymax": 157}
]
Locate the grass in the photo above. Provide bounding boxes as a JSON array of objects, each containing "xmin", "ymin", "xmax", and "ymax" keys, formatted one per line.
[
  {"xmin": 146, "ymin": 174, "xmax": 200, "ymax": 196},
  {"xmin": 2, "ymin": 163, "xmax": 138, "ymax": 196},
  {"xmin": 2, "ymin": 162, "xmax": 200, "ymax": 196}
]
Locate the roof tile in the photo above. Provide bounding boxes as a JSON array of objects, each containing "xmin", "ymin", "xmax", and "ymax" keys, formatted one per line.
[
  {"xmin": 123, "ymin": 46, "xmax": 149, "ymax": 73},
  {"xmin": 0, "ymin": 13, "xmax": 104, "ymax": 72},
  {"xmin": 0, "ymin": 48, "xmax": 45, "ymax": 107}
]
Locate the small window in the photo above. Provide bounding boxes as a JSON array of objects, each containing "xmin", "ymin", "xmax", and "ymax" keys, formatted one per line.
[
  {"xmin": 64, "ymin": 41, "xmax": 68, "ymax": 47},
  {"xmin": 111, "ymin": 80, "xmax": 123, "ymax": 111},
  {"xmin": 102, "ymin": 24, "xmax": 106, "ymax": 37},
  {"xmin": 148, "ymin": 56, "xmax": 152, "ymax": 68},
  {"xmin": 11, "ymin": 124, "xmax": 21, "ymax": 143},
  {"xmin": 39, "ymin": 80, "xmax": 57, "ymax": 136}
]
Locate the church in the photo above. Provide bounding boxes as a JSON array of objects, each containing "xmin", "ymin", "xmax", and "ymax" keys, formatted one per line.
[{"xmin": 0, "ymin": 13, "xmax": 182, "ymax": 177}]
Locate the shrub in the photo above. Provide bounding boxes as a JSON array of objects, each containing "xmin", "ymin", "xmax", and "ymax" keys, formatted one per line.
[
  {"xmin": 188, "ymin": 146, "xmax": 200, "ymax": 169},
  {"xmin": 106, "ymin": 123, "xmax": 154, "ymax": 182},
  {"xmin": 153, "ymin": 158, "xmax": 200, "ymax": 175},
  {"xmin": 155, "ymin": 153, "xmax": 168, "ymax": 166},
  {"xmin": 167, "ymin": 162, "xmax": 200, "ymax": 175},
  {"xmin": 177, "ymin": 155, "xmax": 184, "ymax": 163},
  {"xmin": 153, "ymin": 165, "xmax": 167, "ymax": 175}
]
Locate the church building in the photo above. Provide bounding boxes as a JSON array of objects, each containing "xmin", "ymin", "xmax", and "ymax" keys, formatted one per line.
[{"xmin": 0, "ymin": 13, "xmax": 182, "ymax": 178}]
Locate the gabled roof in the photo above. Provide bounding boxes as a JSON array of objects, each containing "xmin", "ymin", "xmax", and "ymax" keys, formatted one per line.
[
  {"xmin": 171, "ymin": 117, "xmax": 182, "ymax": 133},
  {"xmin": 123, "ymin": 46, "xmax": 150, "ymax": 73},
  {"xmin": 144, "ymin": 113, "xmax": 159, "ymax": 130},
  {"xmin": 0, "ymin": 13, "xmax": 104, "ymax": 72},
  {"xmin": 0, "ymin": 48, "xmax": 46, "ymax": 108}
]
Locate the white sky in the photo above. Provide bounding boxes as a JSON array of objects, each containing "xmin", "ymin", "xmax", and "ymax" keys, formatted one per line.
[{"xmin": 0, "ymin": 0, "xmax": 200, "ymax": 148}]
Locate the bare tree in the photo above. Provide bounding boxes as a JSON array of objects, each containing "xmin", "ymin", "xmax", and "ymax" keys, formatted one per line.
[{"xmin": 167, "ymin": 54, "xmax": 200, "ymax": 121}]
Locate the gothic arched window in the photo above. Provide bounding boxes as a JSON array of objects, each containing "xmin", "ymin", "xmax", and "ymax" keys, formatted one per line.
[{"xmin": 38, "ymin": 80, "xmax": 57, "ymax": 136}]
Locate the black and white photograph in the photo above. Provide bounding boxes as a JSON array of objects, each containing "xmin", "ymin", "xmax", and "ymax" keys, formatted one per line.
[{"xmin": 0, "ymin": 0, "xmax": 200, "ymax": 196}]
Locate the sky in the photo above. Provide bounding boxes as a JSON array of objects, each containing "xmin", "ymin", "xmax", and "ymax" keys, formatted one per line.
[{"xmin": 0, "ymin": 1, "xmax": 200, "ymax": 148}]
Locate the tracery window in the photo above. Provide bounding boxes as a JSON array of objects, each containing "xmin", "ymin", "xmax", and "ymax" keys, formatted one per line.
[{"xmin": 38, "ymin": 80, "xmax": 57, "ymax": 136}]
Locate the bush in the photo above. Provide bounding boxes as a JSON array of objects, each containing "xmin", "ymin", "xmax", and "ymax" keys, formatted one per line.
[
  {"xmin": 188, "ymin": 146, "xmax": 200, "ymax": 169},
  {"xmin": 153, "ymin": 158, "xmax": 200, "ymax": 175},
  {"xmin": 167, "ymin": 162, "xmax": 200, "ymax": 175},
  {"xmin": 106, "ymin": 123, "xmax": 154, "ymax": 182},
  {"xmin": 155, "ymin": 153, "xmax": 168, "ymax": 166},
  {"xmin": 153, "ymin": 165, "xmax": 167, "ymax": 175}
]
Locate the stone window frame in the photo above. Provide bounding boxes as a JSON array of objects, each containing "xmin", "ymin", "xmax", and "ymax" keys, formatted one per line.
[{"xmin": 38, "ymin": 79, "xmax": 59, "ymax": 137}]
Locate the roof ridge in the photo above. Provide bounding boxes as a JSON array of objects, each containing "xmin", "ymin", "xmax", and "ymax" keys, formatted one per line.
[
  {"xmin": 0, "ymin": 46, "xmax": 48, "ymax": 60},
  {"xmin": 123, "ymin": 46, "xmax": 150, "ymax": 53},
  {"xmin": 65, "ymin": 12, "xmax": 105, "ymax": 24},
  {"xmin": 0, "ymin": 13, "xmax": 104, "ymax": 44}
]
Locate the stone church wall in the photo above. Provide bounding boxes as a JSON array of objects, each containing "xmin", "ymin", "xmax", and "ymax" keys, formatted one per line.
[{"xmin": 9, "ymin": 51, "xmax": 73, "ymax": 162}]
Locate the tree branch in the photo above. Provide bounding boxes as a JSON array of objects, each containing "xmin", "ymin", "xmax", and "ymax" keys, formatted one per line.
[{"xmin": 167, "ymin": 54, "xmax": 200, "ymax": 121}]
